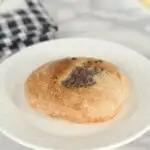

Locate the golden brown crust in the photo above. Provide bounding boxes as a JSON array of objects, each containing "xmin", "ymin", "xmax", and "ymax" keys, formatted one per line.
[{"xmin": 25, "ymin": 57, "xmax": 129, "ymax": 123}]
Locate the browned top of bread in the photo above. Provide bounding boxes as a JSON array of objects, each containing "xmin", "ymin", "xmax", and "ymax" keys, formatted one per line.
[{"xmin": 25, "ymin": 57, "xmax": 129, "ymax": 123}]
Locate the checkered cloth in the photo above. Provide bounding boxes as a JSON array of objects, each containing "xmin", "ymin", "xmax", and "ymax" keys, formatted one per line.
[{"xmin": 0, "ymin": 0, "xmax": 58, "ymax": 59}]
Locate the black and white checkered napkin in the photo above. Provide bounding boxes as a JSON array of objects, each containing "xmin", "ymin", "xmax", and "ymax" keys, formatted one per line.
[{"xmin": 0, "ymin": 0, "xmax": 58, "ymax": 59}]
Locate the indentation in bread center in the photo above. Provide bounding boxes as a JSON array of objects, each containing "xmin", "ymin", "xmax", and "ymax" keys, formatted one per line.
[{"xmin": 62, "ymin": 66, "xmax": 100, "ymax": 88}]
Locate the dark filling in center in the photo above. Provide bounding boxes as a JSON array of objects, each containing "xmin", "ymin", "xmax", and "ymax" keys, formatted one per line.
[{"xmin": 62, "ymin": 66, "xmax": 100, "ymax": 88}]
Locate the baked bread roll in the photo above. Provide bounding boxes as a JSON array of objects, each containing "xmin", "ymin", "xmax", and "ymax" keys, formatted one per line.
[{"xmin": 25, "ymin": 57, "xmax": 129, "ymax": 123}]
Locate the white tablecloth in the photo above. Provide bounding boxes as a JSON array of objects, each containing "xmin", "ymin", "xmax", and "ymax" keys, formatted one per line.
[{"xmin": 1, "ymin": 0, "xmax": 150, "ymax": 149}]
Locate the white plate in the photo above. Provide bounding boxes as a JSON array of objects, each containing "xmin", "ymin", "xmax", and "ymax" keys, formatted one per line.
[{"xmin": 0, "ymin": 38, "xmax": 150, "ymax": 150}]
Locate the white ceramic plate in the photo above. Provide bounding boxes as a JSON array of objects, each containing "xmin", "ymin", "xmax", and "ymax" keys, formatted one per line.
[{"xmin": 0, "ymin": 38, "xmax": 150, "ymax": 150}]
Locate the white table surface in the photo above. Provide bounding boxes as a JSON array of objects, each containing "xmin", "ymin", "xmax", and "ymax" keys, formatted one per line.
[{"xmin": 1, "ymin": 0, "xmax": 150, "ymax": 149}]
